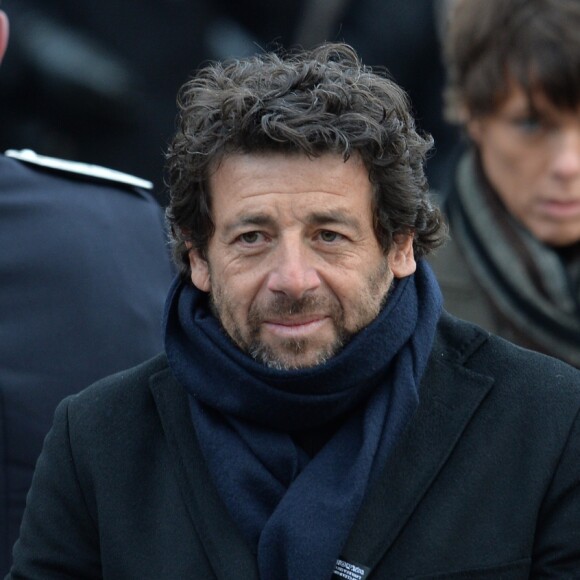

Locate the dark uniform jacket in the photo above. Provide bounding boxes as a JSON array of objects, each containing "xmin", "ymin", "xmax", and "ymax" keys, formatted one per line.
[
  {"xmin": 8, "ymin": 313, "xmax": 580, "ymax": 579},
  {"xmin": 0, "ymin": 151, "xmax": 174, "ymax": 575}
]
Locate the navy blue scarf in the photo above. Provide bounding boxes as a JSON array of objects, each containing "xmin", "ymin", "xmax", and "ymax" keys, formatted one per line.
[{"xmin": 164, "ymin": 260, "xmax": 442, "ymax": 580}]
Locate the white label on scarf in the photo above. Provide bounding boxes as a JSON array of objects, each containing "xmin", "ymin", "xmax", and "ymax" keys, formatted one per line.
[{"xmin": 332, "ymin": 558, "xmax": 370, "ymax": 580}]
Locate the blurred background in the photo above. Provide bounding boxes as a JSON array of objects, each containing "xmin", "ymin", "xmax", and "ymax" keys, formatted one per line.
[{"xmin": 0, "ymin": 0, "xmax": 456, "ymax": 202}]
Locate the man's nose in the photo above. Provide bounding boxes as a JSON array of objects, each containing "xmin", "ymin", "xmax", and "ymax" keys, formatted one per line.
[
  {"xmin": 552, "ymin": 128, "xmax": 580, "ymax": 181},
  {"xmin": 266, "ymin": 241, "xmax": 321, "ymax": 299}
]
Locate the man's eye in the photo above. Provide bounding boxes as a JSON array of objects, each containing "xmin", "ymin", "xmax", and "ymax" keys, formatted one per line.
[
  {"xmin": 239, "ymin": 231, "xmax": 262, "ymax": 244},
  {"xmin": 319, "ymin": 230, "xmax": 342, "ymax": 242}
]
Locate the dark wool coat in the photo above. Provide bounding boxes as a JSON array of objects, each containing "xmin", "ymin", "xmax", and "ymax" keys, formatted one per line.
[{"xmin": 8, "ymin": 313, "xmax": 580, "ymax": 579}]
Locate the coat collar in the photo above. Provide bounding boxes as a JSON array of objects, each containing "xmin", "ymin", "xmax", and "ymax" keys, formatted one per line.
[{"xmin": 149, "ymin": 313, "xmax": 494, "ymax": 579}]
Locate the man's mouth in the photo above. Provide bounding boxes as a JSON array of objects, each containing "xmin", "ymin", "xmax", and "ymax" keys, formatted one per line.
[{"xmin": 262, "ymin": 316, "xmax": 329, "ymax": 338}]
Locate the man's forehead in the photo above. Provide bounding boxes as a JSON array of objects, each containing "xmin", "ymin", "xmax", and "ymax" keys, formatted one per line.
[
  {"xmin": 209, "ymin": 151, "xmax": 367, "ymax": 191},
  {"xmin": 209, "ymin": 154, "xmax": 370, "ymax": 209},
  {"xmin": 206, "ymin": 152, "xmax": 374, "ymax": 237}
]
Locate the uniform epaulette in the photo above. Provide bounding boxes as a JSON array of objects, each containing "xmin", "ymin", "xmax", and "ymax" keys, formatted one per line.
[{"xmin": 4, "ymin": 149, "xmax": 153, "ymax": 190}]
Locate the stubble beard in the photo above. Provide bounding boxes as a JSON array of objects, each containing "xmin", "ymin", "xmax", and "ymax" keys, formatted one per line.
[
  {"xmin": 209, "ymin": 259, "xmax": 392, "ymax": 371},
  {"xmin": 245, "ymin": 294, "xmax": 349, "ymax": 371}
]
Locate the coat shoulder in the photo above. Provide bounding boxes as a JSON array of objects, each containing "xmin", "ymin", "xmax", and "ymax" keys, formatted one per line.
[
  {"xmin": 63, "ymin": 353, "xmax": 175, "ymax": 430},
  {"xmin": 434, "ymin": 311, "xmax": 580, "ymax": 407}
]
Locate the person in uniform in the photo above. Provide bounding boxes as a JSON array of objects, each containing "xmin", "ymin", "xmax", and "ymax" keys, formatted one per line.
[{"xmin": 0, "ymin": 11, "xmax": 173, "ymax": 575}]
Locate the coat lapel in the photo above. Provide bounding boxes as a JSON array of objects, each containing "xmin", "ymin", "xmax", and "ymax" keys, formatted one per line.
[
  {"xmin": 341, "ymin": 349, "xmax": 494, "ymax": 571},
  {"xmin": 149, "ymin": 367, "xmax": 260, "ymax": 580}
]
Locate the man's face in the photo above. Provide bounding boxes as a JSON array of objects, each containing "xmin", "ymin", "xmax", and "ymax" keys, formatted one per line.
[
  {"xmin": 188, "ymin": 152, "xmax": 416, "ymax": 370},
  {"xmin": 467, "ymin": 79, "xmax": 580, "ymax": 247}
]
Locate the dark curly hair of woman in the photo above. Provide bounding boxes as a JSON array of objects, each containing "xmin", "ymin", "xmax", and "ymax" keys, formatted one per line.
[{"xmin": 166, "ymin": 42, "xmax": 445, "ymax": 274}]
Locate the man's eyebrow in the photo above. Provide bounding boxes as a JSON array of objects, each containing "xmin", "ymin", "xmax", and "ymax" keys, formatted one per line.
[
  {"xmin": 222, "ymin": 213, "xmax": 276, "ymax": 236},
  {"xmin": 308, "ymin": 210, "xmax": 362, "ymax": 232},
  {"xmin": 222, "ymin": 210, "xmax": 362, "ymax": 235}
]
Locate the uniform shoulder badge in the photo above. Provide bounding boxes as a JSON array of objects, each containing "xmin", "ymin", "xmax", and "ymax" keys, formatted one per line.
[{"xmin": 5, "ymin": 149, "xmax": 153, "ymax": 190}]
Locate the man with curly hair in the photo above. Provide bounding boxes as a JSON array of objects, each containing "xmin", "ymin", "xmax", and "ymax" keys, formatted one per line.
[{"xmin": 9, "ymin": 42, "xmax": 580, "ymax": 579}]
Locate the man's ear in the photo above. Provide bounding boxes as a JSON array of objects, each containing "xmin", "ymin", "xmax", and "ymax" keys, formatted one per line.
[
  {"xmin": 388, "ymin": 234, "xmax": 416, "ymax": 279},
  {"xmin": 0, "ymin": 11, "xmax": 9, "ymax": 64},
  {"xmin": 186, "ymin": 244, "xmax": 211, "ymax": 292}
]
